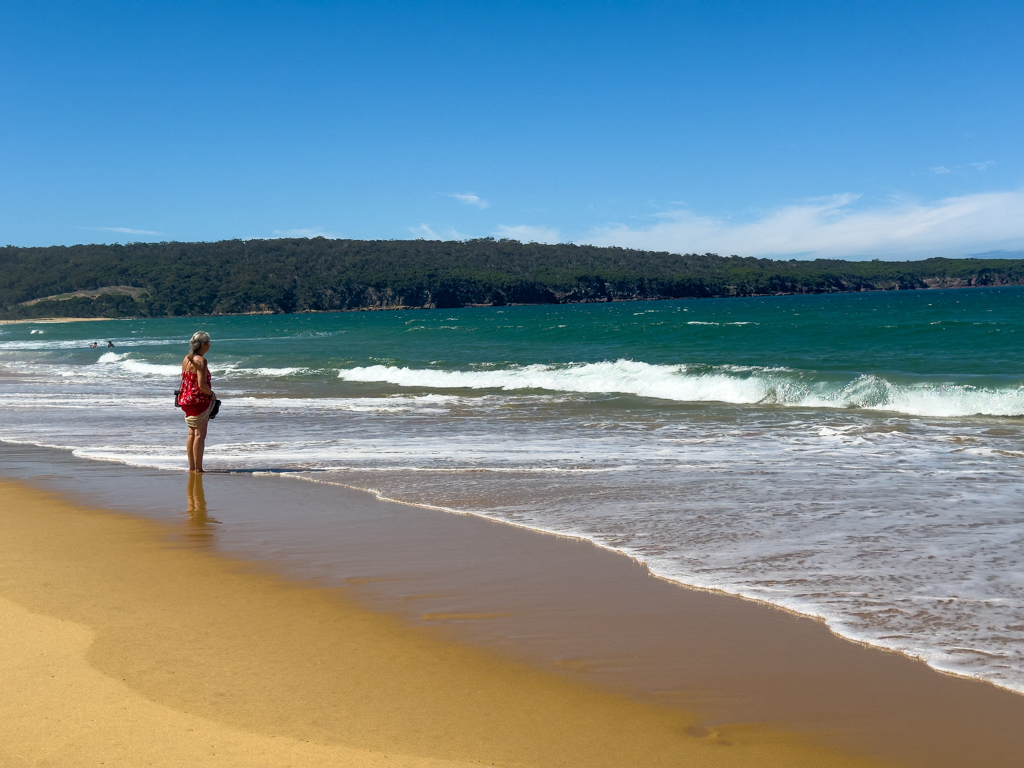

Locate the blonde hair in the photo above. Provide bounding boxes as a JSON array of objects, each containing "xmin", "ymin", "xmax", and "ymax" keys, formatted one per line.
[{"xmin": 189, "ymin": 331, "xmax": 211, "ymax": 353}]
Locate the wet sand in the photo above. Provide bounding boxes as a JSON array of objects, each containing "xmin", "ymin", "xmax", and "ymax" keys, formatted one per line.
[{"xmin": 3, "ymin": 445, "xmax": 1024, "ymax": 766}]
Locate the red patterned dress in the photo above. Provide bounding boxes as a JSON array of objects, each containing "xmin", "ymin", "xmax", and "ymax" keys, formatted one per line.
[{"xmin": 179, "ymin": 366, "xmax": 214, "ymax": 422}]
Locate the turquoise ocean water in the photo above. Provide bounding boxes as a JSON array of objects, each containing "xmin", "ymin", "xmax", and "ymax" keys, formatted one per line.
[{"xmin": 1, "ymin": 286, "xmax": 1022, "ymax": 691}]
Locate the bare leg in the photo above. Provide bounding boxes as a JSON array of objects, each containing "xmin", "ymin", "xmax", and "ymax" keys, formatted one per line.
[
  {"xmin": 186, "ymin": 426, "xmax": 198, "ymax": 472},
  {"xmin": 193, "ymin": 419, "xmax": 209, "ymax": 473}
]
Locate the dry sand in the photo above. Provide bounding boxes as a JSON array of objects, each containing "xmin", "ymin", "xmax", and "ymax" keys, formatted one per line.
[
  {"xmin": 0, "ymin": 594, "xmax": 479, "ymax": 768},
  {"xmin": 0, "ymin": 480, "xmax": 877, "ymax": 768}
]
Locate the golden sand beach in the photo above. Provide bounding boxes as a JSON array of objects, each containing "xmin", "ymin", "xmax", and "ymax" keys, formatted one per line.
[{"xmin": 0, "ymin": 479, "xmax": 883, "ymax": 768}]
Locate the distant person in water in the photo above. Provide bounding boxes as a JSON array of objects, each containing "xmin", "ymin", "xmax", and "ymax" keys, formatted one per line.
[
  {"xmin": 89, "ymin": 342, "xmax": 98, "ymax": 348},
  {"xmin": 179, "ymin": 331, "xmax": 216, "ymax": 473},
  {"xmin": 107, "ymin": 341, "xmax": 115, "ymax": 348}
]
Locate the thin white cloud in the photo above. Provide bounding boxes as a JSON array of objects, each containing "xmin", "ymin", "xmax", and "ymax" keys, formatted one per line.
[
  {"xmin": 450, "ymin": 192, "xmax": 489, "ymax": 209},
  {"xmin": 584, "ymin": 190, "xmax": 1024, "ymax": 260},
  {"xmin": 930, "ymin": 161, "xmax": 995, "ymax": 175},
  {"xmin": 92, "ymin": 226, "xmax": 161, "ymax": 235},
  {"xmin": 272, "ymin": 227, "xmax": 336, "ymax": 239},
  {"xmin": 494, "ymin": 224, "xmax": 562, "ymax": 244},
  {"xmin": 409, "ymin": 224, "xmax": 468, "ymax": 241},
  {"xmin": 411, "ymin": 224, "xmax": 440, "ymax": 239}
]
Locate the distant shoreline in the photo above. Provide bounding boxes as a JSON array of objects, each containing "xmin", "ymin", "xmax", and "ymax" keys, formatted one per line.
[
  {"xmin": 2, "ymin": 281, "xmax": 1022, "ymax": 324},
  {"xmin": 0, "ymin": 317, "xmax": 116, "ymax": 325}
]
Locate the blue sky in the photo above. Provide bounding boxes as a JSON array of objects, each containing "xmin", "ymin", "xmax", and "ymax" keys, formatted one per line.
[{"xmin": 2, "ymin": 1, "xmax": 1022, "ymax": 259}]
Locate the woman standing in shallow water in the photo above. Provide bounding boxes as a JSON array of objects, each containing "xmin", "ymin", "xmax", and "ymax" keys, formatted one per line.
[{"xmin": 179, "ymin": 331, "xmax": 217, "ymax": 473}]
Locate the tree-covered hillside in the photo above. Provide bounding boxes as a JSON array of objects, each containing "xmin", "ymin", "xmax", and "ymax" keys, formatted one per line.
[{"xmin": 2, "ymin": 238, "xmax": 1022, "ymax": 319}]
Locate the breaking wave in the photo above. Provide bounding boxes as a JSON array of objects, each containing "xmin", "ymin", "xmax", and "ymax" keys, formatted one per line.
[
  {"xmin": 84, "ymin": 353, "xmax": 311, "ymax": 379},
  {"xmin": 338, "ymin": 360, "xmax": 1024, "ymax": 418}
]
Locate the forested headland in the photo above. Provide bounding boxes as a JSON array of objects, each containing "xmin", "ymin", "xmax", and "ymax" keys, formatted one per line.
[{"xmin": 2, "ymin": 238, "xmax": 1023, "ymax": 319}]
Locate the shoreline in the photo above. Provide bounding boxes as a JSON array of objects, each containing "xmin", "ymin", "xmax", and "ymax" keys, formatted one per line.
[
  {"xmin": 0, "ymin": 477, "xmax": 876, "ymax": 768},
  {"xmin": 2, "ymin": 282, "xmax": 1021, "ymax": 323},
  {"xmin": 0, "ymin": 316, "xmax": 118, "ymax": 324},
  {"xmin": 320, "ymin": 475, "xmax": 1019, "ymax": 697},
  {"xmin": 4, "ymin": 444, "xmax": 1024, "ymax": 766},
  {"xmin": 33, "ymin": 446, "xmax": 1015, "ymax": 699}
]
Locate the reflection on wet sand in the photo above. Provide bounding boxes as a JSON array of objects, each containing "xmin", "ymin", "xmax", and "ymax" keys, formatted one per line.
[{"xmin": 184, "ymin": 473, "xmax": 219, "ymax": 546}]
